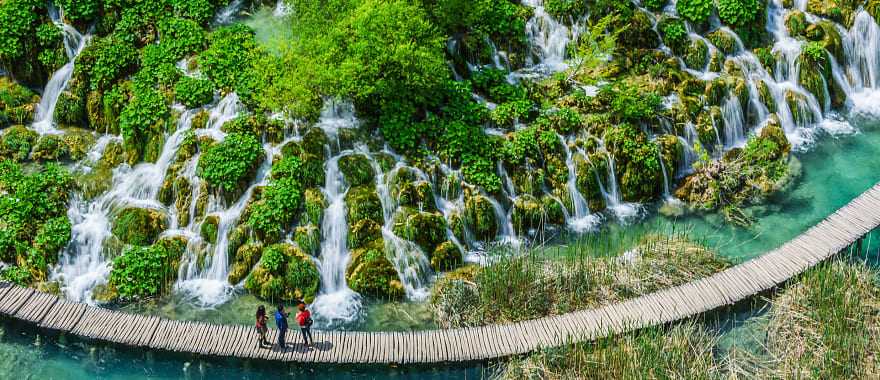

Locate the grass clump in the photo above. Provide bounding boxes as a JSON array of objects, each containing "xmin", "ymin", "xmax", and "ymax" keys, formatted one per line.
[
  {"xmin": 494, "ymin": 322, "xmax": 721, "ymax": 379},
  {"xmin": 431, "ymin": 229, "xmax": 731, "ymax": 327}
]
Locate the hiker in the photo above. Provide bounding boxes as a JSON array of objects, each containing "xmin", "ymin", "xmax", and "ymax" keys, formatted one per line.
[
  {"xmin": 255, "ymin": 305, "xmax": 268, "ymax": 347},
  {"xmin": 296, "ymin": 302, "xmax": 314, "ymax": 348},
  {"xmin": 275, "ymin": 304, "xmax": 289, "ymax": 349}
]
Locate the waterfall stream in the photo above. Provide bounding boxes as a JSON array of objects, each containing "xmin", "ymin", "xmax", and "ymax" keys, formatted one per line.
[{"xmin": 32, "ymin": 10, "xmax": 90, "ymax": 135}]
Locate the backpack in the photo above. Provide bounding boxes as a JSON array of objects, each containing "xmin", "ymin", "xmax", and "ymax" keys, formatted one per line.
[{"xmin": 305, "ymin": 315, "xmax": 313, "ymax": 327}]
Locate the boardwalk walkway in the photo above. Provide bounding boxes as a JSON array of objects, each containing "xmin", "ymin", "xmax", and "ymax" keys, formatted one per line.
[{"xmin": 2, "ymin": 184, "xmax": 880, "ymax": 363}]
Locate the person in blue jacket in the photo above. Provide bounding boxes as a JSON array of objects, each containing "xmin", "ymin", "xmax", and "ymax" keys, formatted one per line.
[{"xmin": 275, "ymin": 304, "xmax": 290, "ymax": 349}]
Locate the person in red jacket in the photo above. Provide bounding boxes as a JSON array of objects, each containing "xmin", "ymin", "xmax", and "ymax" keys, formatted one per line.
[{"xmin": 296, "ymin": 302, "xmax": 313, "ymax": 348}]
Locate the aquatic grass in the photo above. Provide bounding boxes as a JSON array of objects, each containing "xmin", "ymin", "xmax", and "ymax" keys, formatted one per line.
[
  {"xmin": 763, "ymin": 260, "xmax": 880, "ymax": 378},
  {"xmin": 431, "ymin": 224, "xmax": 731, "ymax": 327},
  {"xmin": 493, "ymin": 322, "xmax": 722, "ymax": 380}
]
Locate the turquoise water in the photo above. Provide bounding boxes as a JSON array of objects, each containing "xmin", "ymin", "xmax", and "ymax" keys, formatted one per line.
[{"xmin": 0, "ymin": 317, "xmax": 485, "ymax": 379}]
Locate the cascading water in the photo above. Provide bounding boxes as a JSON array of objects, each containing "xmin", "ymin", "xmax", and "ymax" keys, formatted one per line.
[
  {"xmin": 54, "ymin": 105, "xmax": 200, "ymax": 303},
  {"xmin": 310, "ymin": 151, "xmax": 362, "ymax": 327},
  {"xmin": 598, "ymin": 152, "xmax": 643, "ymax": 224},
  {"xmin": 32, "ymin": 10, "xmax": 90, "ymax": 135},
  {"xmin": 558, "ymin": 135, "xmax": 601, "ymax": 232},
  {"xmin": 521, "ymin": 0, "xmax": 580, "ymax": 73}
]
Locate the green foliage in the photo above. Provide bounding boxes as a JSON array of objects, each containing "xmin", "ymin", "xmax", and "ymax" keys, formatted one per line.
[
  {"xmin": 111, "ymin": 207, "xmax": 168, "ymax": 246},
  {"xmin": 169, "ymin": 0, "xmax": 220, "ymax": 25},
  {"xmin": 543, "ymin": 0, "xmax": 588, "ymax": 20},
  {"xmin": 600, "ymin": 83, "xmax": 662, "ymax": 124},
  {"xmin": 0, "ymin": 126, "xmax": 38, "ymax": 161},
  {"xmin": 157, "ymin": 17, "xmax": 206, "ymax": 60},
  {"xmin": 658, "ymin": 18, "xmax": 688, "ymax": 53},
  {"xmin": 198, "ymin": 132, "xmax": 263, "ymax": 193},
  {"xmin": 0, "ymin": 0, "xmax": 43, "ymax": 63},
  {"xmin": 0, "ymin": 266, "xmax": 31, "ymax": 286},
  {"xmin": 174, "ymin": 76, "xmax": 214, "ymax": 108},
  {"xmin": 471, "ymin": 68, "xmax": 527, "ymax": 103},
  {"xmin": 84, "ymin": 35, "xmax": 139, "ymax": 91},
  {"xmin": 421, "ymin": 0, "xmax": 530, "ymax": 46},
  {"xmin": 643, "ymin": 0, "xmax": 668, "ymax": 11},
  {"xmin": 110, "ymin": 243, "xmax": 182, "ymax": 299},
  {"xmin": 676, "ymin": 0, "xmax": 714, "ymax": 23},
  {"xmin": 199, "ymin": 24, "xmax": 259, "ymax": 91},
  {"xmin": 245, "ymin": 244, "xmax": 320, "ymax": 302},
  {"xmin": 717, "ymin": 0, "xmax": 762, "ymax": 26},
  {"xmin": 57, "ymin": 0, "xmax": 102, "ymax": 22},
  {"xmin": 248, "ymin": 177, "xmax": 304, "ymax": 240},
  {"xmin": 0, "ymin": 161, "xmax": 73, "ymax": 282},
  {"xmin": 118, "ymin": 85, "xmax": 169, "ymax": 161},
  {"xmin": 803, "ymin": 41, "xmax": 827, "ymax": 64}
]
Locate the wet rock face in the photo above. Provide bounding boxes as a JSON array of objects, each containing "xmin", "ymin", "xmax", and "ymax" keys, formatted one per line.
[
  {"xmin": 463, "ymin": 191, "xmax": 498, "ymax": 242},
  {"xmin": 392, "ymin": 208, "xmax": 447, "ymax": 254},
  {"xmin": 111, "ymin": 207, "xmax": 168, "ymax": 246}
]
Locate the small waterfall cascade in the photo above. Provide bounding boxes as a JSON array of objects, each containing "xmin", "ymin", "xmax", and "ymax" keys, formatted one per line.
[
  {"xmin": 597, "ymin": 151, "xmax": 643, "ymax": 224},
  {"xmin": 521, "ymin": 0, "xmax": 580, "ymax": 73},
  {"xmin": 721, "ymin": 95, "xmax": 746, "ymax": 148},
  {"xmin": 215, "ymin": 0, "xmax": 244, "ymax": 24},
  {"xmin": 273, "ymin": 0, "xmax": 292, "ymax": 17},
  {"xmin": 365, "ymin": 153, "xmax": 433, "ymax": 300},
  {"xmin": 310, "ymin": 151, "xmax": 362, "ymax": 327},
  {"xmin": 657, "ymin": 149, "xmax": 672, "ymax": 199},
  {"xmin": 558, "ymin": 134, "xmax": 600, "ymax": 232},
  {"xmin": 54, "ymin": 104, "xmax": 201, "ymax": 303},
  {"xmin": 32, "ymin": 9, "xmax": 90, "ymax": 135}
]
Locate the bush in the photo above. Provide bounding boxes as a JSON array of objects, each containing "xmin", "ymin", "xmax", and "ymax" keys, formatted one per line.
[
  {"xmin": 109, "ymin": 243, "xmax": 182, "ymax": 300},
  {"xmin": 84, "ymin": 35, "xmax": 139, "ymax": 91},
  {"xmin": 244, "ymin": 244, "xmax": 320, "ymax": 302},
  {"xmin": 157, "ymin": 17, "xmax": 206, "ymax": 60},
  {"xmin": 643, "ymin": 0, "xmax": 668, "ymax": 11},
  {"xmin": 0, "ymin": 0, "xmax": 42, "ymax": 64},
  {"xmin": 197, "ymin": 132, "xmax": 264, "ymax": 193},
  {"xmin": 56, "ymin": 0, "xmax": 102, "ymax": 22},
  {"xmin": 717, "ymin": 0, "xmax": 762, "ymax": 26},
  {"xmin": 174, "ymin": 76, "xmax": 214, "ymax": 108},
  {"xmin": 544, "ymin": 0, "xmax": 588, "ymax": 20},
  {"xmin": 676, "ymin": 0, "xmax": 714, "ymax": 23},
  {"xmin": 658, "ymin": 18, "xmax": 688, "ymax": 53},
  {"xmin": 118, "ymin": 86, "xmax": 169, "ymax": 161},
  {"xmin": 199, "ymin": 24, "xmax": 259, "ymax": 91}
]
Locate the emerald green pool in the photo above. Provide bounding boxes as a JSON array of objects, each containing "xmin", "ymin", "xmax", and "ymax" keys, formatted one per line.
[{"xmin": 4, "ymin": 122, "xmax": 880, "ymax": 378}]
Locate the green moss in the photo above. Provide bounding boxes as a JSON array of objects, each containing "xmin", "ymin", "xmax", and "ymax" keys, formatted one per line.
[
  {"xmin": 301, "ymin": 188, "xmax": 326, "ymax": 226},
  {"xmin": 339, "ymin": 153, "xmax": 375, "ymax": 187},
  {"xmin": 244, "ymin": 243, "xmax": 320, "ymax": 302},
  {"xmin": 349, "ymin": 219, "xmax": 383, "ymax": 250},
  {"xmin": 346, "ymin": 185, "xmax": 383, "ymax": 223},
  {"xmin": 463, "ymin": 191, "xmax": 498, "ymax": 241},
  {"xmin": 346, "ymin": 243, "xmax": 404, "ymax": 300},
  {"xmin": 431, "ymin": 241, "xmax": 462, "ymax": 272},
  {"xmin": 392, "ymin": 208, "xmax": 447, "ymax": 254},
  {"xmin": 200, "ymin": 215, "xmax": 219, "ymax": 244},
  {"xmin": 174, "ymin": 76, "xmax": 214, "ymax": 109},
  {"xmin": 111, "ymin": 207, "xmax": 168, "ymax": 246},
  {"xmin": 0, "ymin": 77, "xmax": 38, "ymax": 126},
  {"xmin": 294, "ymin": 224, "xmax": 321, "ymax": 256},
  {"xmin": 603, "ymin": 124, "xmax": 663, "ymax": 202},
  {"xmin": 511, "ymin": 195, "xmax": 545, "ymax": 234},
  {"xmin": 707, "ymin": 29, "xmax": 739, "ymax": 55},
  {"xmin": 228, "ymin": 243, "xmax": 263, "ymax": 285},
  {"xmin": 786, "ymin": 11, "xmax": 808, "ymax": 37},
  {"xmin": 197, "ymin": 132, "xmax": 264, "ymax": 195},
  {"xmin": 684, "ymin": 39, "xmax": 708, "ymax": 70},
  {"xmin": 108, "ymin": 237, "xmax": 186, "ymax": 301},
  {"xmin": 807, "ymin": 0, "xmax": 861, "ymax": 27},
  {"xmin": 0, "ymin": 125, "xmax": 37, "ymax": 161}
]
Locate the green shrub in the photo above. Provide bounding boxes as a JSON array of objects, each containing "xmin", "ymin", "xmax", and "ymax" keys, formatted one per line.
[
  {"xmin": 544, "ymin": 0, "xmax": 588, "ymax": 20},
  {"xmin": 174, "ymin": 76, "xmax": 214, "ymax": 108},
  {"xmin": 0, "ymin": 0, "xmax": 42, "ymax": 64},
  {"xmin": 658, "ymin": 18, "xmax": 688, "ymax": 53},
  {"xmin": 109, "ymin": 243, "xmax": 182, "ymax": 299},
  {"xmin": 85, "ymin": 35, "xmax": 139, "ymax": 91},
  {"xmin": 157, "ymin": 17, "xmax": 206, "ymax": 60},
  {"xmin": 0, "ymin": 266, "xmax": 31, "ymax": 286},
  {"xmin": 56, "ymin": 0, "xmax": 102, "ymax": 22},
  {"xmin": 643, "ymin": 0, "xmax": 668, "ymax": 11},
  {"xmin": 118, "ymin": 86, "xmax": 169, "ymax": 161},
  {"xmin": 199, "ymin": 24, "xmax": 259, "ymax": 91},
  {"xmin": 676, "ymin": 0, "xmax": 714, "ymax": 23},
  {"xmin": 197, "ymin": 132, "xmax": 264, "ymax": 193},
  {"xmin": 718, "ymin": 0, "xmax": 762, "ymax": 26}
]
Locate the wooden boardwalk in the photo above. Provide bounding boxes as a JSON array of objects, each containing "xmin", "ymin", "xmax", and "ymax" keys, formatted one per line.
[{"xmin": 2, "ymin": 183, "xmax": 880, "ymax": 363}]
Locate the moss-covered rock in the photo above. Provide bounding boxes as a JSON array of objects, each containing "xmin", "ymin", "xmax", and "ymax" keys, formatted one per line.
[
  {"xmin": 431, "ymin": 241, "xmax": 462, "ymax": 271},
  {"xmin": 684, "ymin": 39, "xmax": 709, "ymax": 70},
  {"xmin": 300, "ymin": 188, "xmax": 326, "ymax": 226},
  {"xmin": 807, "ymin": 0, "xmax": 861, "ymax": 27},
  {"xmin": 575, "ymin": 152, "xmax": 607, "ymax": 212},
  {"xmin": 511, "ymin": 194, "xmax": 545, "ymax": 234},
  {"xmin": 346, "ymin": 243, "xmax": 404, "ymax": 299},
  {"xmin": 346, "ymin": 185, "xmax": 383, "ymax": 223},
  {"xmin": 111, "ymin": 207, "xmax": 168, "ymax": 246},
  {"xmin": 392, "ymin": 208, "xmax": 447, "ymax": 254},
  {"xmin": 463, "ymin": 191, "xmax": 498, "ymax": 241},
  {"xmin": 294, "ymin": 224, "xmax": 321, "ymax": 256},
  {"xmin": 301, "ymin": 126, "xmax": 329, "ymax": 157},
  {"xmin": 757, "ymin": 80, "xmax": 777, "ymax": 113},
  {"xmin": 541, "ymin": 194, "xmax": 566, "ymax": 225},
  {"xmin": 785, "ymin": 89, "xmax": 817, "ymax": 125},
  {"xmin": 656, "ymin": 134, "xmax": 683, "ymax": 178},
  {"xmin": 200, "ymin": 215, "xmax": 219, "ymax": 244},
  {"xmin": 707, "ymin": 29, "xmax": 739, "ymax": 55},
  {"xmin": 0, "ymin": 77, "xmax": 39, "ymax": 126},
  {"xmin": 349, "ymin": 219, "xmax": 383, "ymax": 250},
  {"xmin": 696, "ymin": 107, "xmax": 723, "ymax": 148},
  {"xmin": 228, "ymin": 243, "xmax": 263, "ymax": 285},
  {"xmin": 339, "ymin": 153, "xmax": 374, "ymax": 187},
  {"xmin": 244, "ymin": 243, "xmax": 320, "ymax": 302},
  {"xmin": 785, "ymin": 11, "xmax": 808, "ymax": 37},
  {"xmin": 603, "ymin": 124, "xmax": 664, "ymax": 202},
  {"xmin": 0, "ymin": 125, "xmax": 37, "ymax": 161},
  {"xmin": 91, "ymin": 283, "xmax": 119, "ymax": 304}
]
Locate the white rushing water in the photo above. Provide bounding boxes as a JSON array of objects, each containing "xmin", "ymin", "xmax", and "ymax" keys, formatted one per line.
[
  {"xmin": 310, "ymin": 152, "xmax": 362, "ymax": 327},
  {"xmin": 521, "ymin": 0, "xmax": 580, "ymax": 74},
  {"xmin": 54, "ymin": 104, "xmax": 199, "ymax": 303},
  {"xmin": 32, "ymin": 9, "xmax": 90, "ymax": 135},
  {"xmin": 558, "ymin": 135, "xmax": 601, "ymax": 232}
]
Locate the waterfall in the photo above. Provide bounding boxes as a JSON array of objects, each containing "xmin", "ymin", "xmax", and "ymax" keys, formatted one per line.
[
  {"xmin": 721, "ymin": 95, "xmax": 746, "ymax": 148},
  {"xmin": 32, "ymin": 11, "xmax": 90, "ymax": 135},
  {"xmin": 558, "ymin": 134, "xmax": 600, "ymax": 232},
  {"xmin": 310, "ymin": 151, "xmax": 362, "ymax": 327},
  {"xmin": 598, "ymin": 153, "xmax": 643, "ymax": 224},
  {"xmin": 273, "ymin": 0, "xmax": 291, "ymax": 17},
  {"xmin": 215, "ymin": 0, "xmax": 244, "ymax": 24},
  {"xmin": 521, "ymin": 0, "xmax": 579, "ymax": 73},
  {"xmin": 54, "ymin": 105, "xmax": 199, "ymax": 303},
  {"xmin": 365, "ymin": 154, "xmax": 433, "ymax": 300},
  {"xmin": 657, "ymin": 149, "xmax": 671, "ymax": 199}
]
